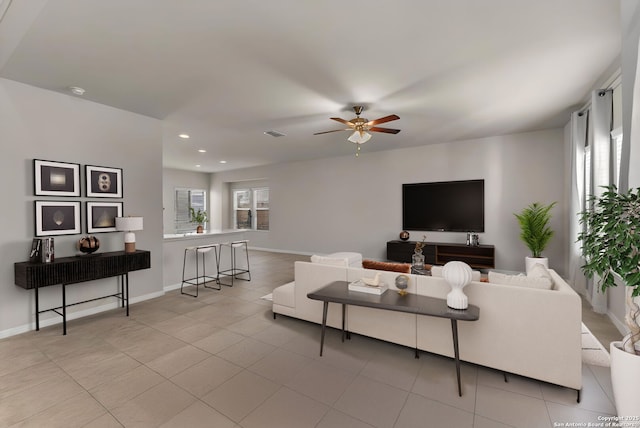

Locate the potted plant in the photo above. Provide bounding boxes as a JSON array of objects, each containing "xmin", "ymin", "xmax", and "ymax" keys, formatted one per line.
[
  {"xmin": 514, "ymin": 201, "xmax": 556, "ymax": 273},
  {"xmin": 578, "ymin": 185, "xmax": 640, "ymax": 417},
  {"xmin": 412, "ymin": 235, "xmax": 427, "ymax": 270},
  {"xmin": 190, "ymin": 208, "xmax": 208, "ymax": 233}
]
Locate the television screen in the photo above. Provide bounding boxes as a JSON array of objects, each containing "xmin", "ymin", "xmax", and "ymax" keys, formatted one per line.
[{"xmin": 402, "ymin": 180, "xmax": 484, "ymax": 232}]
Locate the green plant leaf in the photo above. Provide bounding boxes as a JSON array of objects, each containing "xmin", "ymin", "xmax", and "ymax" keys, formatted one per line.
[{"xmin": 514, "ymin": 201, "xmax": 556, "ymax": 258}]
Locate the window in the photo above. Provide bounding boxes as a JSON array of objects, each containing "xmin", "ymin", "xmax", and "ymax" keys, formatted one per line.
[
  {"xmin": 233, "ymin": 187, "xmax": 269, "ymax": 230},
  {"xmin": 611, "ymin": 127, "xmax": 623, "ymax": 190},
  {"xmin": 175, "ymin": 188, "xmax": 206, "ymax": 232}
]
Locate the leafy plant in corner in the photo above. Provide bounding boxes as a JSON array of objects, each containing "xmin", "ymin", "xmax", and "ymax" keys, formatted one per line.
[
  {"xmin": 514, "ymin": 201, "xmax": 557, "ymax": 258},
  {"xmin": 578, "ymin": 185, "xmax": 640, "ymax": 355},
  {"xmin": 190, "ymin": 208, "xmax": 208, "ymax": 225}
]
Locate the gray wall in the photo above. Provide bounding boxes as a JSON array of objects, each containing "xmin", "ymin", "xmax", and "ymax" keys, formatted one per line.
[
  {"xmin": 211, "ymin": 128, "xmax": 567, "ymax": 275},
  {"xmin": 0, "ymin": 78, "xmax": 163, "ymax": 337}
]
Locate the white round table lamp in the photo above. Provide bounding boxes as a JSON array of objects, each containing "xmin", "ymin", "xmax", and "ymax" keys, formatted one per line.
[{"xmin": 115, "ymin": 216, "xmax": 143, "ymax": 253}]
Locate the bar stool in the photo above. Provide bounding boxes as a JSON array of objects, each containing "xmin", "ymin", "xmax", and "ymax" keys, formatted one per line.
[
  {"xmin": 218, "ymin": 240, "xmax": 251, "ymax": 287},
  {"xmin": 181, "ymin": 244, "xmax": 221, "ymax": 297}
]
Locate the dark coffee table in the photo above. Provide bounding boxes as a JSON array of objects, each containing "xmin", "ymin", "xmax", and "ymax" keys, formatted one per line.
[{"xmin": 307, "ymin": 280, "xmax": 479, "ymax": 396}]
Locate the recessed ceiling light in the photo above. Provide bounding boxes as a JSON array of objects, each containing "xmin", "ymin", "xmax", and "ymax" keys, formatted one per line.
[
  {"xmin": 179, "ymin": 134, "xmax": 190, "ymax": 139},
  {"xmin": 198, "ymin": 149, "xmax": 206, "ymax": 153},
  {"xmin": 69, "ymin": 86, "xmax": 85, "ymax": 96},
  {"xmin": 219, "ymin": 160, "xmax": 227, "ymax": 164}
]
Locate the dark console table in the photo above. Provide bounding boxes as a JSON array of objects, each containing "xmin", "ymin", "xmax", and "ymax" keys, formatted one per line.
[
  {"xmin": 14, "ymin": 250, "xmax": 151, "ymax": 335},
  {"xmin": 387, "ymin": 240, "xmax": 495, "ymax": 269},
  {"xmin": 308, "ymin": 281, "xmax": 479, "ymax": 396}
]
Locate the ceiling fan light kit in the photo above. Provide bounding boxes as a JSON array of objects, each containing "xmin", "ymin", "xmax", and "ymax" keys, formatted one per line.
[{"xmin": 314, "ymin": 105, "xmax": 400, "ymax": 156}]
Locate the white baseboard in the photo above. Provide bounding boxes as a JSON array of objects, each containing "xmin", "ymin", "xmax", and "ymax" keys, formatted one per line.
[
  {"xmin": 0, "ymin": 290, "xmax": 166, "ymax": 340},
  {"xmin": 607, "ymin": 310, "xmax": 628, "ymax": 337}
]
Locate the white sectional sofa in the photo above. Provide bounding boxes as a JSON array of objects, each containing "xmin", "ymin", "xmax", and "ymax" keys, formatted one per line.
[{"xmin": 272, "ymin": 257, "xmax": 583, "ymax": 394}]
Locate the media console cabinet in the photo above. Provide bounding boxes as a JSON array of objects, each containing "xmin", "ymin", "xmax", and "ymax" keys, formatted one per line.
[
  {"xmin": 14, "ymin": 250, "xmax": 151, "ymax": 334},
  {"xmin": 387, "ymin": 240, "xmax": 495, "ymax": 269}
]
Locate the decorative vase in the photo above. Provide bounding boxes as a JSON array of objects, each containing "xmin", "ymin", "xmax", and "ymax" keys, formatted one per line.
[
  {"xmin": 196, "ymin": 225, "xmax": 204, "ymax": 233},
  {"xmin": 78, "ymin": 235, "xmax": 100, "ymax": 254},
  {"xmin": 395, "ymin": 274, "xmax": 409, "ymax": 296},
  {"xmin": 525, "ymin": 256, "xmax": 548, "ymax": 274},
  {"xmin": 443, "ymin": 261, "xmax": 473, "ymax": 309},
  {"xmin": 399, "ymin": 231, "xmax": 410, "ymax": 241},
  {"xmin": 610, "ymin": 341, "xmax": 640, "ymax": 417},
  {"xmin": 412, "ymin": 249, "xmax": 424, "ymax": 270}
]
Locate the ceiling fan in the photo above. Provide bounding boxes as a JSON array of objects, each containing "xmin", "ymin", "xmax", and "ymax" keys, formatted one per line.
[{"xmin": 314, "ymin": 106, "xmax": 400, "ymax": 156}]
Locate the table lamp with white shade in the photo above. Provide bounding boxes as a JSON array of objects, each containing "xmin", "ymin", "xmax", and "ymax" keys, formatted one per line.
[{"xmin": 115, "ymin": 216, "xmax": 143, "ymax": 253}]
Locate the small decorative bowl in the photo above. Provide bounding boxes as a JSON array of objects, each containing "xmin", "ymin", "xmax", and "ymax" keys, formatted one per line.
[{"xmin": 78, "ymin": 236, "xmax": 100, "ymax": 254}]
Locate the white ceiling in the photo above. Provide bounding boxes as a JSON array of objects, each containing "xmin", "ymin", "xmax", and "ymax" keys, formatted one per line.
[{"xmin": 0, "ymin": 0, "xmax": 621, "ymax": 172}]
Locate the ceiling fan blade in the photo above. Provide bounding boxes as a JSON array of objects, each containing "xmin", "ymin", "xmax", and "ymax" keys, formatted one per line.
[
  {"xmin": 313, "ymin": 129, "xmax": 350, "ymax": 135},
  {"xmin": 366, "ymin": 114, "xmax": 400, "ymax": 126},
  {"xmin": 369, "ymin": 127, "xmax": 401, "ymax": 134},
  {"xmin": 331, "ymin": 117, "xmax": 355, "ymax": 127}
]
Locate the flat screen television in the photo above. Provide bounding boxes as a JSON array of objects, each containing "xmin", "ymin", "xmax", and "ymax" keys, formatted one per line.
[{"xmin": 402, "ymin": 179, "xmax": 484, "ymax": 232}]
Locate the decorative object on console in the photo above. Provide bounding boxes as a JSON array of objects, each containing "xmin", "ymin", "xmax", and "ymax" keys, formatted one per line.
[
  {"xmin": 77, "ymin": 235, "xmax": 100, "ymax": 254},
  {"xmin": 395, "ymin": 274, "xmax": 409, "ymax": 295},
  {"xmin": 514, "ymin": 201, "xmax": 556, "ymax": 273},
  {"xmin": 362, "ymin": 272, "xmax": 381, "ymax": 286},
  {"xmin": 577, "ymin": 185, "xmax": 640, "ymax": 417},
  {"xmin": 399, "ymin": 230, "xmax": 410, "ymax": 241},
  {"xmin": 442, "ymin": 261, "xmax": 473, "ymax": 309},
  {"xmin": 362, "ymin": 259, "xmax": 411, "ymax": 273},
  {"xmin": 348, "ymin": 279, "xmax": 388, "ymax": 295},
  {"xmin": 86, "ymin": 165, "xmax": 123, "ymax": 198},
  {"xmin": 190, "ymin": 208, "xmax": 208, "ymax": 233},
  {"xmin": 115, "ymin": 216, "xmax": 143, "ymax": 253},
  {"xmin": 412, "ymin": 235, "xmax": 427, "ymax": 270}
]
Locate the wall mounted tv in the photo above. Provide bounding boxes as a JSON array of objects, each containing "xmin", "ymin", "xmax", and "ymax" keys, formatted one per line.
[{"xmin": 402, "ymin": 179, "xmax": 485, "ymax": 232}]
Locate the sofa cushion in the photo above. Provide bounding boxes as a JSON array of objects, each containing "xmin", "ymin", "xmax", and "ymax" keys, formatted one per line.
[
  {"xmin": 362, "ymin": 259, "xmax": 411, "ymax": 273},
  {"xmin": 311, "ymin": 252, "xmax": 362, "ymax": 267},
  {"xmin": 310, "ymin": 255, "xmax": 348, "ymax": 267},
  {"xmin": 488, "ymin": 271, "xmax": 553, "ymax": 290},
  {"xmin": 527, "ymin": 263, "xmax": 555, "ymax": 288}
]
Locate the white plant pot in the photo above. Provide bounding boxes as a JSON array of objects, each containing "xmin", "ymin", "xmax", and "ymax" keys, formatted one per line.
[
  {"xmin": 610, "ymin": 341, "xmax": 640, "ymax": 417},
  {"xmin": 525, "ymin": 256, "xmax": 548, "ymax": 274}
]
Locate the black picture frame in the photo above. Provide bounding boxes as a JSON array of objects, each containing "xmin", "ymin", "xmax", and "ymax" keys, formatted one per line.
[
  {"xmin": 86, "ymin": 165, "xmax": 123, "ymax": 198},
  {"xmin": 86, "ymin": 202, "xmax": 123, "ymax": 233},
  {"xmin": 35, "ymin": 201, "xmax": 81, "ymax": 236},
  {"xmin": 34, "ymin": 159, "xmax": 80, "ymax": 197}
]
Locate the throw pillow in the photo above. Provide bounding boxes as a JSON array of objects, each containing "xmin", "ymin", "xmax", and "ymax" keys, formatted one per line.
[
  {"xmin": 310, "ymin": 255, "xmax": 348, "ymax": 267},
  {"xmin": 488, "ymin": 271, "xmax": 553, "ymax": 290},
  {"xmin": 527, "ymin": 263, "xmax": 555, "ymax": 288},
  {"xmin": 362, "ymin": 259, "xmax": 411, "ymax": 273}
]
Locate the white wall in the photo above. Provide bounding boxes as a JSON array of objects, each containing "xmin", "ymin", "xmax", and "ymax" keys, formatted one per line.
[
  {"xmin": 162, "ymin": 168, "xmax": 210, "ymax": 233},
  {"xmin": 0, "ymin": 78, "xmax": 163, "ymax": 337},
  {"xmin": 211, "ymin": 128, "xmax": 567, "ymax": 275}
]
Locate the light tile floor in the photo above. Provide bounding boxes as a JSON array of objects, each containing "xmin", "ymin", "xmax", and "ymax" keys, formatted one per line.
[{"xmin": 0, "ymin": 250, "xmax": 620, "ymax": 427}]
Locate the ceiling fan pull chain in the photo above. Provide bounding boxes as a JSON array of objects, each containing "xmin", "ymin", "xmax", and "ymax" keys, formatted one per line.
[{"xmin": 356, "ymin": 144, "xmax": 361, "ymax": 157}]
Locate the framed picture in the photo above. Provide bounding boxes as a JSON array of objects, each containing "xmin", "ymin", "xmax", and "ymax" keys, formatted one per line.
[
  {"xmin": 35, "ymin": 201, "xmax": 81, "ymax": 236},
  {"xmin": 34, "ymin": 159, "xmax": 80, "ymax": 197},
  {"xmin": 87, "ymin": 202, "xmax": 123, "ymax": 233},
  {"xmin": 86, "ymin": 165, "xmax": 123, "ymax": 198}
]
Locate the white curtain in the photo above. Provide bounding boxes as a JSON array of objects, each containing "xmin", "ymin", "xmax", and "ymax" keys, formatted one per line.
[
  {"xmin": 589, "ymin": 89, "xmax": 613, "ymax": 313},
  {"xmin": 568, "ymin": 111, "xmax": 588, "ymax": 295}
]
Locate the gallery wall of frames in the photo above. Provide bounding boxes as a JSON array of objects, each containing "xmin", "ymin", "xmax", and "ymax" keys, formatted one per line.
[{"xmin": 33, "ymin": 159, "xmax": 124, "ymax": 237}]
